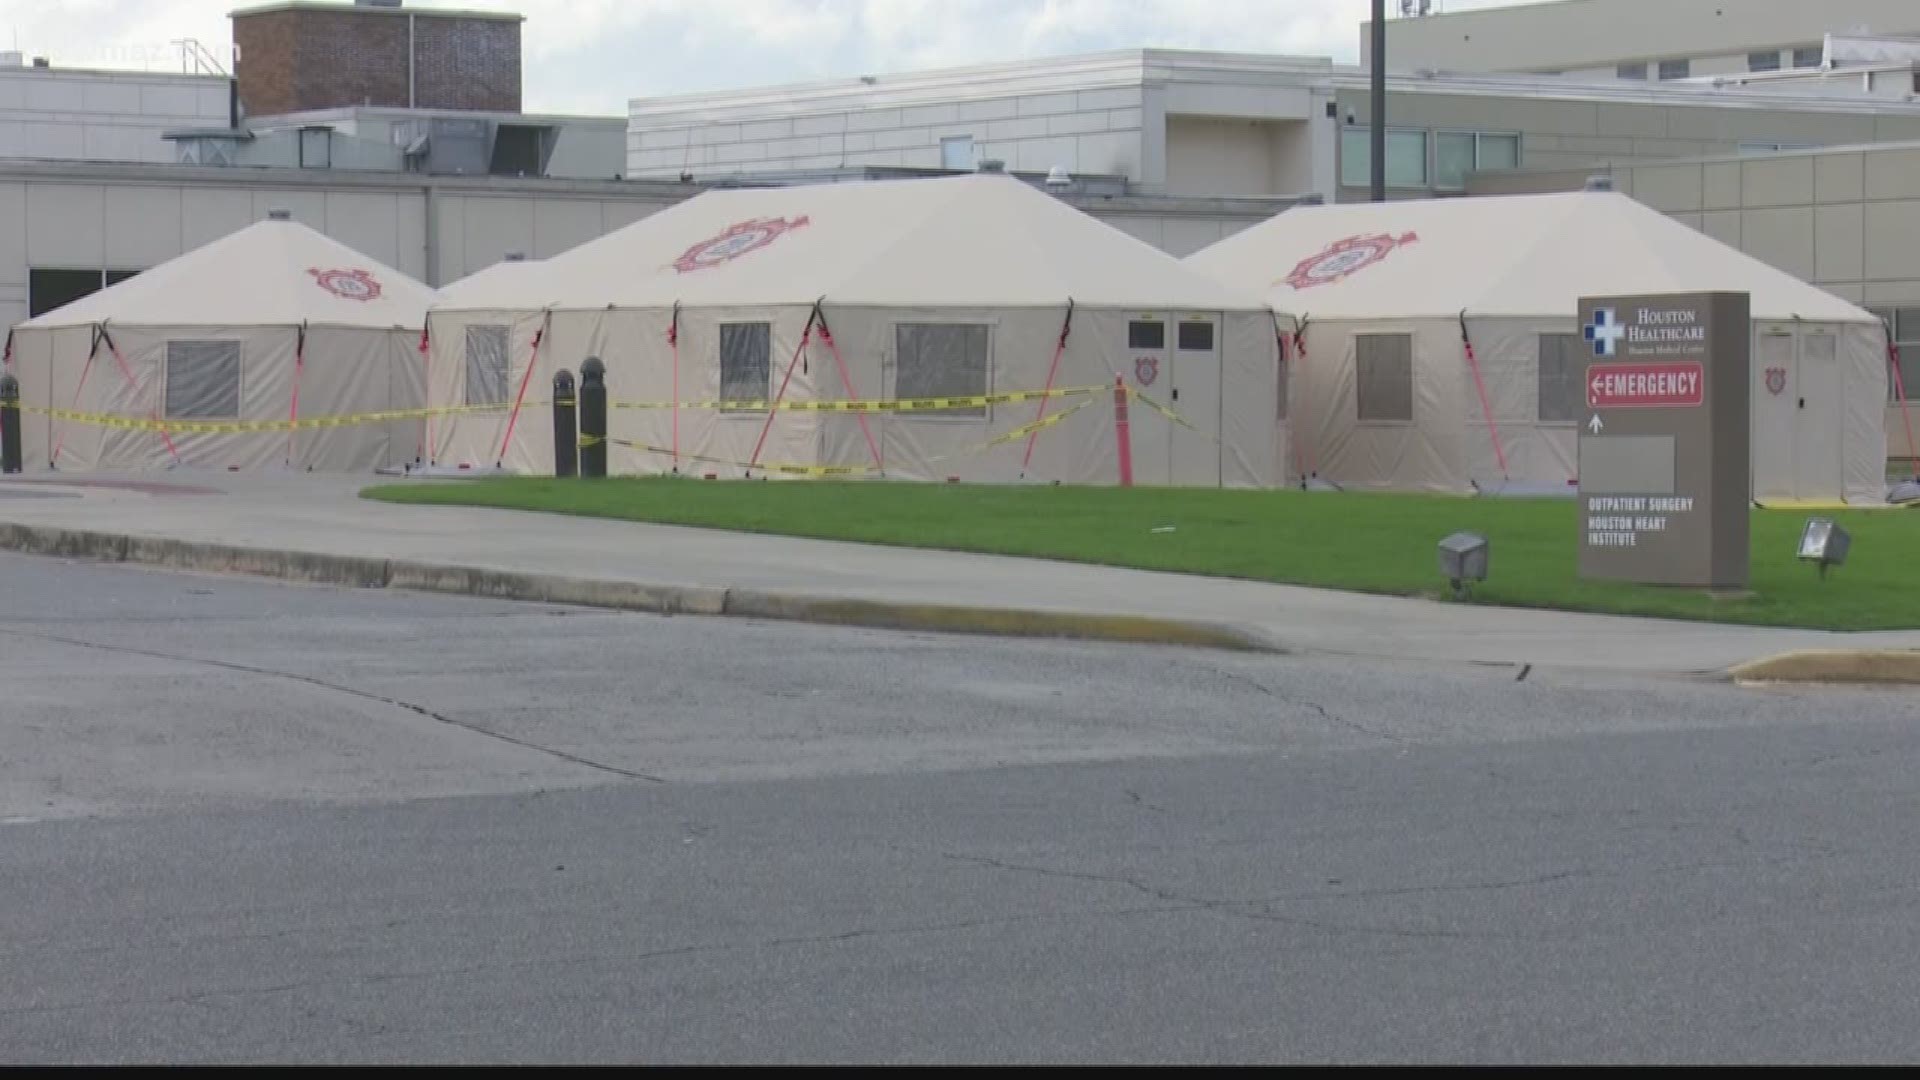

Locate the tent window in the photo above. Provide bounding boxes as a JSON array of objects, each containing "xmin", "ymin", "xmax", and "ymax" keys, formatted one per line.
[
  {"xmin": 896, "ymin": 323, "xmax": 989, "ymax": 417},
  {"xmin": 1129, "ymin": 320, "xmax": 1164, "ymax": 350},
  {"xmin": 1355, "ymin": 333, "xmax": 1413, "ymax": 422},
  {"xmin": 465, "ymin": 325, "xmax": 510, "ymax": 406},
  {"xmin": 719, "ymin": 322, "xmax": 771, "ymax": 412},
  {"xmin": 1537, "ymin": 333, "xmax": 1585, "ymax": 422},
  {"xmin": 1276, "ymin": 352, "xmax": 1289, "ymax": 421},
  {"xmin": 164, "ymin": 340, "xmax": 241, "ymax": 419},
  {"xmin": 1178, "ymin": 322, "xmax": 1214, "ymax": 351}
]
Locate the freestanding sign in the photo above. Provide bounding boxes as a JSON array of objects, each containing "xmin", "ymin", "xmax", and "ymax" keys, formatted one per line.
[{"xmin": 1577, "ymin": 292, "xmax": 1750, "ymax": 589}]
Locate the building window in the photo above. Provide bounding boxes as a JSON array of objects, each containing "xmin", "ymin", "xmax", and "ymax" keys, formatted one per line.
[
  {"xmin": 1873, "ymin": 308, "xmax": 1920, "ymax": 401},
  {"xmin": 464, "ymin": 324, "xmax": 510, "ymax": 406},
  {"xmin": 1658, "ymin": 59, "xmax": 1691, "ymax": 80},
  {"xmin": 1616, "ymin": 62, "xmax": 1648, "ymax": 80},
  {"xmin": 1177, "ymin": 322, "xmax": 1214, "ymax": 351},
  {"xmin": 27, "ymin": 268, "xmax": 139, "ymax": 319},
  {"xmin": 1748, "ymin": 50, "xmax": 1782, "ymax": 73},
  {"xmin": 896, "ymin": 323, "xmax": 990, "ymax": 416},
  {"xmin": 1537, "ymin": 333, "xmax": 1584, "ymax": 422},
  {"xmin": 1340, "ymin": 128, "xmax": 1429, "ymax": 188},
  {"xmin": 164, "ymin": 340, "xmax": 241, "ymax": 419},
  {"xmin": 1129, "ymin": 319, "xmax": 1165, "ymax": 350},
  {"xmin": 1355, "ymin": 333, "xmax": 1413, "ymax": 422},
  {"xmin": 297, "ymin": 126, "xmax": 332, "ymax": 169},
  {"xmin": 1738, "ymin": 141, "xmax": 1814, "ymax": 155},
  {"xmin": 1793, "ymin": 46, "xmax": 1824, "ymax": 69},
  {"xmin": 1435, "ymin": 131, "xmax": 1520, "ymax": 189},
  {"xmin": 940, "ymin": 135, "xmax": 973, "ymax": 171},
  {"xmin": 719, "ymin": 322, "xmax": 771, "ymax": 411}
]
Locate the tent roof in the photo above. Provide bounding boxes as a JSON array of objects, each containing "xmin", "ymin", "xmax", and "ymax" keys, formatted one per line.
[
  {"xmin": 19, "ymin": 217, "xmax": 436, "ymax": 331},
  {"xmin": 1184, "ymin": 190, "xmax": 1877, "ymax": 325},
  {"xmin": 433, "ymin": 174, "xmax": 1267, "ymax": 312}
]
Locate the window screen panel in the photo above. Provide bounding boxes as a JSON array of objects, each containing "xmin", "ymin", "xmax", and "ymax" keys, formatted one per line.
[
  {"xmin": 1177, "ymin": 321, "xmax": 1214, "ymax": 351},
  {"xmin": 1435, "ymin": 132, "xmax": 1475, "ymax": 189},
  {"xmin": 1355, "ymin": 333, "xmax": 1413, "ymax": 422},
  {"xmin": 165, "ymin": 340, "xmax": 241, "ymax": 419},
  {"xmin": 1476, "ymin": 132, "xmax": 1519, "ymax": 172},
  {"xmin": 1129, "ymin": 320, "xmax": 1165, "ymax": 350},
  {"xmin": 465, "ymin": 324, "xmax": 510, "ymax": 406},
  {"xmin": 719, "ymin": 322, "xmax": 771, "ymax": 411},
  {"xmin": 1537, "ymin": 333, "xmax": 1583, "ymax": 422},
  {"xmin": 1276, "ymin": 354, "xmax": 1289, "ymax": 421},
  {"xmin": 896, "ymin": 323, "xmax": 990, "ymax": 417}
]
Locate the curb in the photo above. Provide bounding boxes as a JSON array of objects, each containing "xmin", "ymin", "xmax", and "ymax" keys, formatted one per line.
[
  {"xmin": 0, "ymin": 521, "xmax": 1278, "ymax": 654},
  {"xmin": 1728, "ymin": 649, "xmax": 1920, "ymax": 687}
]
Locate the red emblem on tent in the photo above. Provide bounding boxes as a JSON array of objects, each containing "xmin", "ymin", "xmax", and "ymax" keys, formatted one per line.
[
  {"xmin": 672, "ymin": 216, "xmax": 811, "ymax": 273},
  {"xmin": 1765, "ymin": 367, "xmax": 1787, "ymax": 396},
  {"xmin": 1281, "ymin": 232, "xmax": 1418, "ymax": 290},
  {"xmin": 1134, "ymin": 356, "xmax": 1159, "ymax": 386},
  {"xmin": 308, "ymin": 268, "xmax": 383, "ymax": 301}
]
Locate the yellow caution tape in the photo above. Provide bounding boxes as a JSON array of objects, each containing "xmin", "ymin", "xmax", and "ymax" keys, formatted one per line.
[
  {"xmin": 14, "ymin": 385, "xmax": 1105, "ymax": 435},
  {"xmin": 977, "ymin": 398, "xmax": 1093, "ymax": 449},
  {"xmin": 587, "ymin": 397, "xmax": 1098, "ymax": 479},
  {"xmin": 601, "ymin": 435, "xmax": 880, "ymax": 477},
  {"xmin": 1126, "ymin": 388, "xmax": 1199, "ymax": 431},
  {"xmin": 610, "ymin": 385, "xmax": 1104, "ymax": 414},
  {"xmin": 20, "ymin": 400, "xmax": 536, "ymax": 435}
]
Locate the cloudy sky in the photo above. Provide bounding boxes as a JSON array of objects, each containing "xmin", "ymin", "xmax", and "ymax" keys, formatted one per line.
[{"xmin": 2, "ymin": 0, "xmax": 1519, "ymax": 115}]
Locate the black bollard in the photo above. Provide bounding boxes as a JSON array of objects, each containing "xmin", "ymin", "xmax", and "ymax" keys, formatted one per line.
[
  {"xmin": 552, "ymin": 369, "xmax": 577, "ymax": 478},
  {"xmin": 578, "ymin": 357, "xmax": 607, "ymax": 479},
  {"xmin": 0, "ymin": 373, "xmax": 20, "ymax": 475}
]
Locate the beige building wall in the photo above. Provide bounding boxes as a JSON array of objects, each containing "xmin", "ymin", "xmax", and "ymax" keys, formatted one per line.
[
  {"xmin": 1334, "ymin": 87, "xmax": 1920, "ymax": 202},
  {"xmin": 0, "ymin": 163, "xmax": 1294, "ymax": 333},
  {"xmin": 1371, "ymin": 0, "xmax": 1920, "ymax": 76}
]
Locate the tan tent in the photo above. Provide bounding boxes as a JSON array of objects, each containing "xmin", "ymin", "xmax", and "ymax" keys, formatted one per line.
[
  {"xmin": 7, "ymin": 215, "xmax": 433, "ymax": 472},
  {"xmin": 1186, "ymin": 191, "xmax": 1894, "ymax": 505},
  {"xmin": 425, "ymin": 175, "xmax": 1280, "ymax": 485}
]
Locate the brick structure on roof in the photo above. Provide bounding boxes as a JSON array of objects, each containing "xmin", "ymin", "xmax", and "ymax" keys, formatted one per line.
[{"xmin": 232, "ymin": 2, "xmax": 522, "ymax": 118}]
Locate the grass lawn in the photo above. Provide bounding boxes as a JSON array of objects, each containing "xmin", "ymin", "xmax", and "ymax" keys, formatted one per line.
[{"xmin": 362, "ymin": 478, "xmax": 1920, "ymax": 631}]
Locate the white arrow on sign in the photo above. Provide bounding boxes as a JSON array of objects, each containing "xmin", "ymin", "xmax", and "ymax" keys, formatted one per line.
[{"xmin": 1588, "ymin": 414, "xmax": 1604, "ymax": 435}]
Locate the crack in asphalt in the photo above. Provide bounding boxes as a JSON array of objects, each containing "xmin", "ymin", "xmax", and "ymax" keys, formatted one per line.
[
  {"xmin": 937, "ymin": 851, "xmax": 1484, "ymax": 941},
  {"xmin": 1198, "ymin": 663, "xmax": 1412, "ymax": 745},
  {"xmin": 0, "ymin": 627, "xmax": 666, "ymax": 785},
  {"xmin": 0, "ymin": 901, "xmax": 1199, "ymax": 1020},
  {"xmin": 1123, "ymin": 789, "xmax": 1170, "ymax": 814}
]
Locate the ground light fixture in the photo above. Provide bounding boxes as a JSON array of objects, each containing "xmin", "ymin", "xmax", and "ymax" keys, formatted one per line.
[
  {"xmin": 1437, "ymin": 531, "xmax": 1490, "ymax": 600},
  {"xmin": 1797, "ymin": 517, "xmax": 1851, "ymax": 579}
]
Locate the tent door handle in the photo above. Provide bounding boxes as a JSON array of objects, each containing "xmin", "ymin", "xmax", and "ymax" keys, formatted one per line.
[
  {"xmin": 1798, "ymin": 397, "xmax": 1805, "ymax": 409},
  {"xmin": 1171, "ymin": 388, "xmax": 1179, "ymax": 401}
]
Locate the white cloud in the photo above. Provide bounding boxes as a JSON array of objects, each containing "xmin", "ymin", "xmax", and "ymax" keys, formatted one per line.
[{"xmin": 0, "ymin": 0, "xmax": 1521, "ymax": 115}]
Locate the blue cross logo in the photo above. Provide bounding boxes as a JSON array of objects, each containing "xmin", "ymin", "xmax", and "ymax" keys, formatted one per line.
[{"xmin": 1583, "ymin": 307, "xmax": 1625, "ymax": 357}]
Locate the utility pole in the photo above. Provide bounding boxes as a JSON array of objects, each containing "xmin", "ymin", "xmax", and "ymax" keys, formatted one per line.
[{"xmin": 1371, "ymin": 0, "xmax": 1387, "ymax": 202}]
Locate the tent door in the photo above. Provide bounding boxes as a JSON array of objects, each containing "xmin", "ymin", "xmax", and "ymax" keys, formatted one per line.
[
  {"xmin": 1752, "ymin": 324, "xmax": 1797, "ymax": 501},
  {"xmin": 1793, "ymin": 328, "xmax": 1841, "ymax": 501},
  {"xmin": 1124, "ymin": 314, "xmax": 1172, "ymax": 485},
  {"xmin": 1170, "ymin": 313, "xmax": 1223, "ymax": 486}
]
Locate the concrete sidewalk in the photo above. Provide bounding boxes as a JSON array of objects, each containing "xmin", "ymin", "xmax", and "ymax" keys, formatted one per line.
[{"xmin": 3, "ymin": 470, "xmax": 1917, "ymax": 676}]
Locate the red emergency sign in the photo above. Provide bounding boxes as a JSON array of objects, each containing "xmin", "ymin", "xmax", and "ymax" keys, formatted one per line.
[{"xmin": 1587, "ymin": 361, "xmax": 1704, "ymax": 408}]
